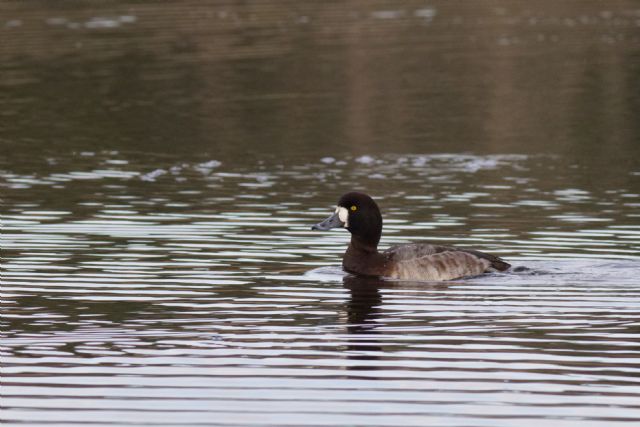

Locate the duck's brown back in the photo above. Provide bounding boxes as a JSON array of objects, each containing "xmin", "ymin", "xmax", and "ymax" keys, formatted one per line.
[{"xmin": 384, "ymin": 243, "xmax": 510, "ymax": 281}]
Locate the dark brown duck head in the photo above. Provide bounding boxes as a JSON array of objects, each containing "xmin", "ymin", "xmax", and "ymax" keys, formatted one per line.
[{"xmin": 311, "ymin": 192, "xmax": 382, "ymax": 252}]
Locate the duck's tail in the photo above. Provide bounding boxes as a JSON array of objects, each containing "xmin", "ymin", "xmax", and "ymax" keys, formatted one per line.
[
  {"xmin": 460, "ymin": 248, "xmax": 511, "ymax": 272},
  {"xmin": 490, "ymin": 258, "xmax": 511, "ymax": 271}
]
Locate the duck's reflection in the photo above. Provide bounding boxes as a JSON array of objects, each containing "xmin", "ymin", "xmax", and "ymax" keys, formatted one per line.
[
  {"xmin": 342, "ymin": 275, "xmax": 450, "ymax": 370},
  {"xmin": 342, "ymin": 275, "xmax": 385, "ymax": 367}
]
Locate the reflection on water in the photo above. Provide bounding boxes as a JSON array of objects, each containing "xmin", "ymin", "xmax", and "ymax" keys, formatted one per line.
[
  {"xmin": 344, "ymin": 276, "xmax": 385, "ymax": 364},
  {"xmin": 2, "ymin": 0, "xmax": 640, "ymax": 426}
]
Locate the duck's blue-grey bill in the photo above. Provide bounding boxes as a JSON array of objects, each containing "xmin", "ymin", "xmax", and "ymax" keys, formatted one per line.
[{"xmin": 311, "ymin": 212, "xmax": 344, "ymax": 231}]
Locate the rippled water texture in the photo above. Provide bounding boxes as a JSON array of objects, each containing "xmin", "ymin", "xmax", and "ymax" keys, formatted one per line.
[{"xmin": 2, "ymin": 1, "xmax": 640, "ymax": 426}]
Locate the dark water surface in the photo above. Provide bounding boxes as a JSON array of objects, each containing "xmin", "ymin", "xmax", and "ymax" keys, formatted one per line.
[{"xmin": 2, "ymin": 1, "xmax": 640, "ymax": 426}]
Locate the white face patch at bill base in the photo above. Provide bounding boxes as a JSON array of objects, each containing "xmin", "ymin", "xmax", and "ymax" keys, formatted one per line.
[{"xmin": 335, "ymin": 206, "xmax": 349, "ymax": 227}]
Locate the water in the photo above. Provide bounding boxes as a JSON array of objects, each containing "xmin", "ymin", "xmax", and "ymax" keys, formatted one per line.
[{"xmin": 2, "ymin": 1, "xmax": 640, "ymax": 426}]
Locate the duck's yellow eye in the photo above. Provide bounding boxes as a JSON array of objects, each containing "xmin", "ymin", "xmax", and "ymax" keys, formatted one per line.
[{"xmin": 350, "ymin": 205, "xmax": 357, "ymax": 211}]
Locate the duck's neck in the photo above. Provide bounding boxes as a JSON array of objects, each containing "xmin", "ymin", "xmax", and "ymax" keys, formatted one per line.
[
  {"xmin": 348, "ymin": 235, "xmax": 379, "ymax": 254},
  {"xmin": 343, "ymin": 235, "xmax": 388, "ymax": 277}
]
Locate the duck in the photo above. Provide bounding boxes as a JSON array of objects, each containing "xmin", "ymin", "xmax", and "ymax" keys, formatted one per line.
[{"xmin": 311, "ymin": 192, "xmax": 510, "ymax": 281}]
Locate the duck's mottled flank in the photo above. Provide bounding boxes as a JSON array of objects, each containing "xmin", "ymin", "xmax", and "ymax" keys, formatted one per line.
[{"xmin": 389, "ymin": 251, "xmax": 491, "ymax": 281}]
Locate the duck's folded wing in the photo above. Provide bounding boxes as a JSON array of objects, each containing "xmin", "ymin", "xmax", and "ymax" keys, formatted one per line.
[
  {"xmin": 385, "ymin": 243, "xmax": 452, "ymax": 260},
  {"xmin": 385, "ymin": 244, "xmax": 511, "ymax": 281},
  {"xmin": 387, "ymin": 251, "xmax": 488, "ymax": 281}
]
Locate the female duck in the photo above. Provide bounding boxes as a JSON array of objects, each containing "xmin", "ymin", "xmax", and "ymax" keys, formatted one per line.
[{"xmin": 312, "ymin": 192, "xmax": 510, "ymax": 281}]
